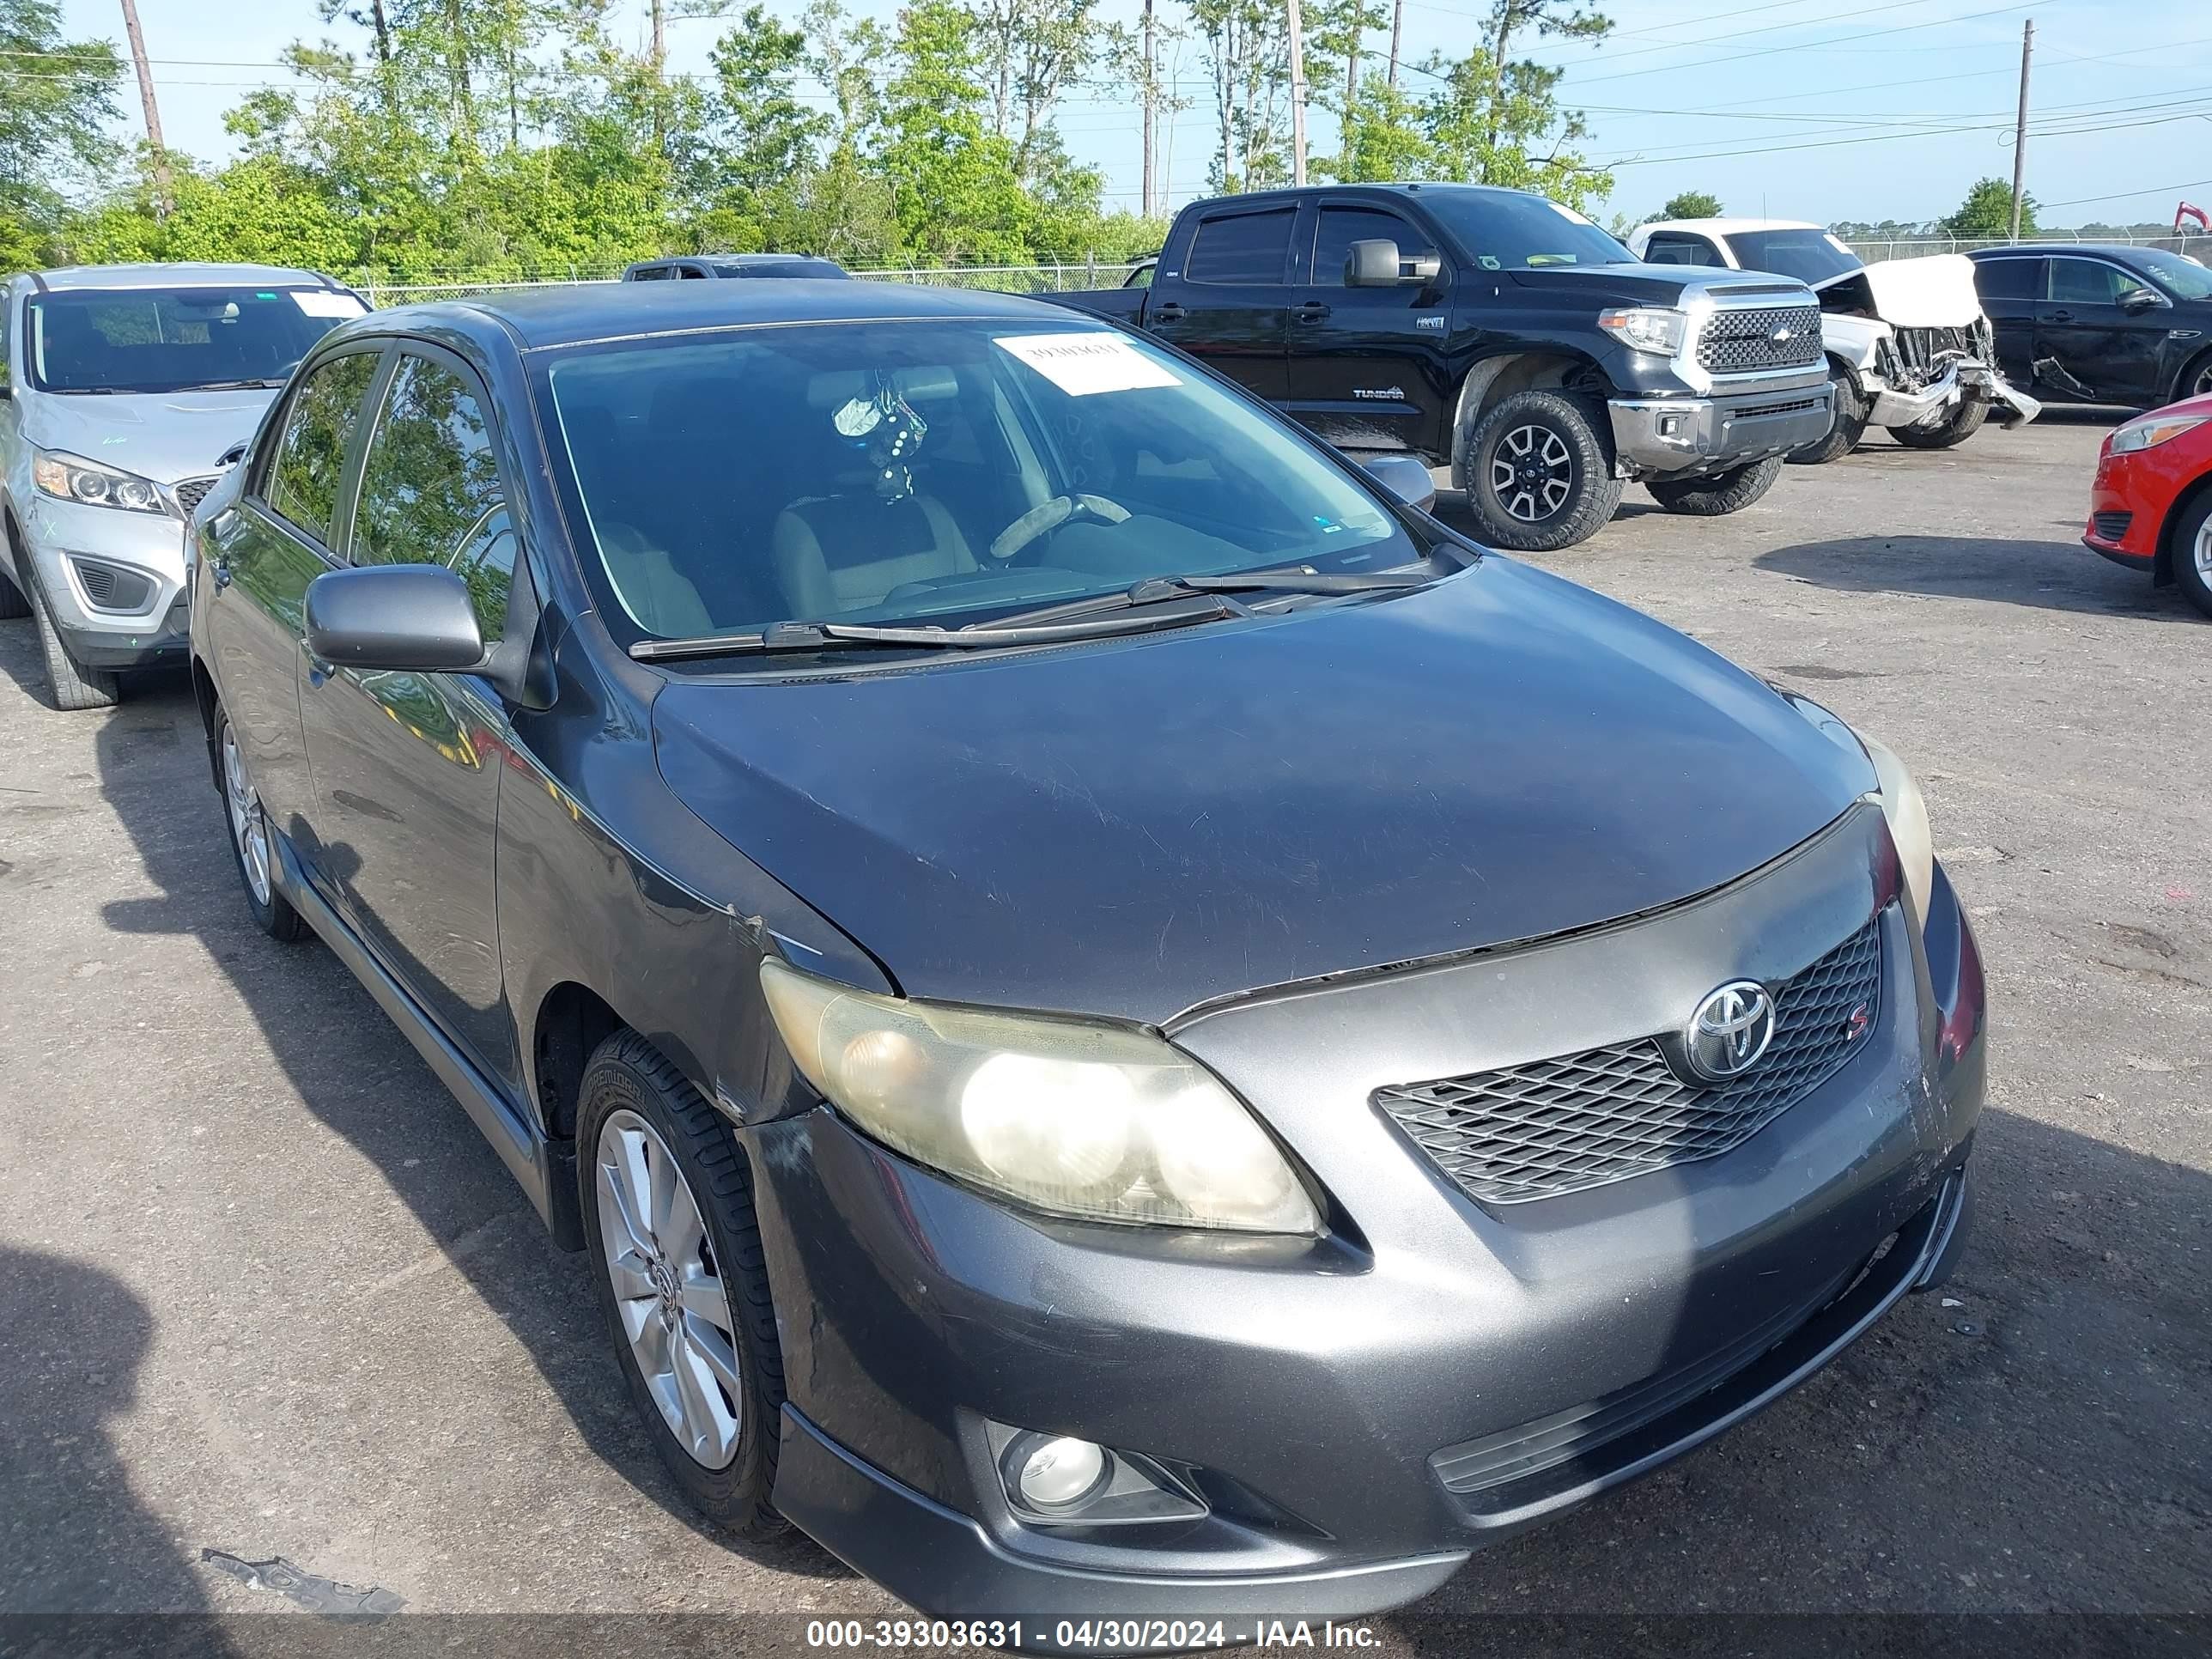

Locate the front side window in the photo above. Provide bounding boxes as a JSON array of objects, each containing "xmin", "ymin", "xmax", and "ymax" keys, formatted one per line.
[
  {"xmin": 544, "ymin": 319, "xmax": 1417, "ymax": 641},
  {"xmin": 1313, "ymin": 207, "xmax": 1438, "ymax": 287},
  {"xmin": 24, "ymin": 286, "xmax": 365, "ymax": 394},
  {"xmin": 352, "ymin": 355, "xmax": 514, "ymax": 638},
  {"xmin": 264, "ymin": 351, "xmax": 381, "ymax": 545},
  {"xmin": 2050, "ymin": 258, "xmax": 2151, "ymax": 307},
  {"xmin": 1186, "ymin": 209, "xmax": 1297, "ymax": 285}
]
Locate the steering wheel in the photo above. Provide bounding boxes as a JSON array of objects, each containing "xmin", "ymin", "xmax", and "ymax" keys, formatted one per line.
[{"xmin": 988, "ymin": 494, "xmax": 1132, "ymax": 563}]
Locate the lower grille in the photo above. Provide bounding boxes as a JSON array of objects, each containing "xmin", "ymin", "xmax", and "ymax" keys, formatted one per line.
[
  {"xmin": 1696, "ymin": 303, "xmax": 1824, "ymax": 375},
  {"xmin": 1733, "ymin": 396, "xmax": 1826, "ymax": 418},
  {"xmin": 2091, "ymin": 509, "xmax": 2134, "ymax": 544},
  {"xmin": 173, "ymin": 475, "xmax": 222, "ymax": 517},
  {"xmin": 1376, "ymin": 914, "xmax": 1886, "ymax": 1205},
  {"xmin": 70, "ymin": 557, "xmax": 157, "ymax": 614}
]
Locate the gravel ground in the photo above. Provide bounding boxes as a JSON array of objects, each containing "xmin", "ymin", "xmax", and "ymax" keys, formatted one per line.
[{"xmin": 0, "ymin": 410, "xmax": 2204, "ymax": 1656}]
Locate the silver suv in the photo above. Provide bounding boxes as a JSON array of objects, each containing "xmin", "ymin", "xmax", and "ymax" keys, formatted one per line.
[{"xmin": 0, "ymin": 264, "xmax": 365, "ymax": 708}]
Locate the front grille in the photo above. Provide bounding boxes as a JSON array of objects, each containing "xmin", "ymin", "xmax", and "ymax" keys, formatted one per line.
[
  {"xmin": 1695, "ymin": 303, "xmax": 1824, "ymax": 374},
  {"xmin": 172, "ymin": 475, "xmax": 221, "ymax": 516},
  {"xmin": 1376, "ymin": 915, "xmax": 1886, "ymax": 1205},
  {"xmin": 70, "ymin": 557, "xmax": 156, "ymax": 614},
  {"xmin": 2091, "ymin": 509, "xmax": 2134, "ymax": 544}
]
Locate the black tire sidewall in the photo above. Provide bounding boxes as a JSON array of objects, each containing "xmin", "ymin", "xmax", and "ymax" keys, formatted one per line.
[
  {"xmin": 1465, "ymin": 391, "xmax": 1623, "ymax": 551},
  {"xmin": 2172, "ymin": 495, "xmax": 2212, "ymax": 620},
  {"xmin": 1648, "ymin": 454, "xmax": 1785, "ymax": 515},
  {"xmin": 577, "ymin": 1035, "xmax": 787, "ymax": 1534},
  {"xmin": 25, "ymin": 568, "xmax": 118, "ymax": 710},
  {"xmin": 1790, "ymin": 366, "xmax": 1869, "ymax": 465}
]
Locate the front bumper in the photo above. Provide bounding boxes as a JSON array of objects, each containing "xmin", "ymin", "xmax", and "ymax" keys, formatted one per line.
[
  {"xmin": 744, "ymin": 810, "xmax": 1987, "ymax": 1626},
  {"xmin": 1870, "ymin": 361, "xmax": 2042, "ymax": 431},
  {"xmin": 1608, "ymin": 371, "xmax": 1833, "ymax": 477},
  {"xmin": 15, "ymin": 491, "xmax": 193, "ymax": 668}
]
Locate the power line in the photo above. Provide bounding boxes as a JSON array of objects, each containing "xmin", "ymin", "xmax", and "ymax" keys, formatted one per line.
[{"xmin": 1558, "ymin": 0, "xmax": 2047, "ymax": 90}]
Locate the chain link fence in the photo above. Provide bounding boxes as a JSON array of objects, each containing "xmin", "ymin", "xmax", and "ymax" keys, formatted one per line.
[{"xmin": 1851, "ymin": 232, "xmax": 2212, "ymax": 264}]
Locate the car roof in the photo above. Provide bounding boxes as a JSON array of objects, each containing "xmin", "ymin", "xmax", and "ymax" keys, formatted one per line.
[
  {"xmin": 361, "ymin": 278, "xmax": 1097, "ymax": 351},
  {"xmin": 28, "ymin": 262, "xmax": 340, "ymax": 291},
  {"xmin": 1635, "ymin": 218, "xmax": 1822, "ymax": 237},
  {"xmin": 1966, "ymin": 243, "xmax": 2157, "ymax": 260}
]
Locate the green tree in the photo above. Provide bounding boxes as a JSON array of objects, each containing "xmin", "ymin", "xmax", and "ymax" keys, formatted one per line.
[
  {"xmin": 0, "ymin": 0, "xmax": 125, "ymax": 264},
  {"xmin": 876, "ymin": 0, "xmax": 1032, "ymax": 263},
  {"xmin": 1661, "ymin": 189, "xmax": 1722, "ymax": 220},
  {"xmin": 1413, "ymin": 44, "xmax": 1610, "ymax": 210},
  {"xmin": 1942, "ymin": 176, "xmax": 2036, "ymax": 238}
]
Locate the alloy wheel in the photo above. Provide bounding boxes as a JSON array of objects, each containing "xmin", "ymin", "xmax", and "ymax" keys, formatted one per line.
[
  {"xmin": 2195, "ymin": 515, "xmax": 2212, "ymax": 586},
  {"xmin": 594, "ymin": 1109, "xmax": 744, "ymax": 1470},
  {"xmin": 2194, "ymin": 361, "xmax": 2212, "ymax": 400},
  {"xmin": 222, "ymin": 726, "xmax": 274, "ymax": 907},
  {"xmin": 1490, "ymin": 424, "xmax": 1574, "ymax": 523}
]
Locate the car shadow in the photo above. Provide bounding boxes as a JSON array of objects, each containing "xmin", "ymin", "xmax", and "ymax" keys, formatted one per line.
[
  {"xmin": 1428, "ymin": 485, "xmax": 1664, "ymax": 541},
  {"xmin": 79, "ymin": 666, "xmax": 848, "ymax": 1584},
  {"xmin": 1754, "ymin": 534, "xmax": 2205, "ymax": 621}
]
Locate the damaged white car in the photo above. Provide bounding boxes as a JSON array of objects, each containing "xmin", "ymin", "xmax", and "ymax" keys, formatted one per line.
[{"xmin": 1627, "ymin": 218, "xmax": 2040, "ymax": 464}]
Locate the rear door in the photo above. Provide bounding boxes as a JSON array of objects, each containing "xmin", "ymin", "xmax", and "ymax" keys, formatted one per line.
[
  {"xmin": 1281, "ymin": 199, "xmax": 1453, "ymax": 454},
  {"xmin": 1146, "ymin": 201, "xmax": 1296, "ymax": 401},
  {"xmin": 200, "ymin": 345, "xmax": 386, "ymax": 831},
  {"xmin": 1970, "ymin": 256, "xmax": 2043, "ymax": 389},
  {"xmin": 2039, "ymin": 257, "xmax": 2167, "ymax": 405},
  {"xmin": 296, "ymin": 344, "xmax": 522, "ymax": 1085}
]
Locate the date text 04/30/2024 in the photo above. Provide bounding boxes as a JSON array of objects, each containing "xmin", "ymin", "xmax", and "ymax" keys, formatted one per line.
[{"xmin": 803, "ymin": 1619, "xmax": 1389, "ymax": 1650}]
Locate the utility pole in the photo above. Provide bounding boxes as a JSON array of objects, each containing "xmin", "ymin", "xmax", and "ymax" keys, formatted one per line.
[
  {"xmin": 1388, "ymin": 0, "xmax": 1403, "ymax": 89},
  {"xmin": 1286, "ymin": 0, "xmax": 1309, "ymax": 186},
  {"xmin": 2008, "ymin": 19, "xmax": 2033, "ymax": 242},
  {"xmin": 118, "ymin": 0, "xmax": 170, "ymax": 221},
  {"xmin": 1142, "ymin": 0, "xmax": 1157, "ymax": 218}
]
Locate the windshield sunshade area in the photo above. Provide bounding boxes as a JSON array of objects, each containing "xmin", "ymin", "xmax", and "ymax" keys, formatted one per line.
[
  {"xmin": 1720, "ymin": 229, "xmax": 1864, "ymax": 288},
  {"xmin": 545, "ymin": 319, "xmax": 1420, "ymax": 642},
  {"xmin": 1420, "ymin": 191, "xmax": 1636, "ymax": 270},
  {"xmin": 24, "ymin": 287, "xmax": 365, "ymax": 395}
]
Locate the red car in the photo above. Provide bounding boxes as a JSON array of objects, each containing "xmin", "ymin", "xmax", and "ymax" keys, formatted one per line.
[{"xmin": 2084, "ymin": 391, "xmax": 2212, "ymax": 617}]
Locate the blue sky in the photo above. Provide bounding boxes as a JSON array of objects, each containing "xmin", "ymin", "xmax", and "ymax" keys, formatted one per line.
[{"xmin": 64, "ymin": 0, "xmax": 2212, "ymax": 230}]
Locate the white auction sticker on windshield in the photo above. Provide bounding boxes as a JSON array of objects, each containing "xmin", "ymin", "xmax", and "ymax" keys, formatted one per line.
[
  {"xmin": 289, "ymin": 290, "xmax": 368, "ymax": 319},
  {"xmin": 994, "ymin": 332, "xmax": 1182, "ymax": 396}
]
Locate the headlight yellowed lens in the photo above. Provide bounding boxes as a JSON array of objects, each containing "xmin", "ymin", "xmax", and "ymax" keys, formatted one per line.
[
  {"xmin": 759, "ymin": 959, "xmax": 1319, "ymax": 1234},
  {"xmin": 1858, "ymin": 732, "xmax": 1933, "ymax": 924}
]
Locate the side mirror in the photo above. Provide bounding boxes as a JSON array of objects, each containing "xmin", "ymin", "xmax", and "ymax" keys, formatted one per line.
[
  {"xmin": 2120, "ymin": 287, "xmax": 2166, "ymax": 313},
  {"xmin": 1364, "ymin": 453, "xmax": 1437, "ymax": 514},
  {"xmin": 305, "ymin": 565, "xmax": 485, "ymax": 673},
  {"xmin": 1345, "ymin": 239, "xmax": 1403, "ymax": 287}
]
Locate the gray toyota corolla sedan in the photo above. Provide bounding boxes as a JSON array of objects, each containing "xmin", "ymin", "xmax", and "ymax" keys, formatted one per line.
[{"xmin": 186, "ymin": 280, "xmax": 1984, "ymax": 1627}]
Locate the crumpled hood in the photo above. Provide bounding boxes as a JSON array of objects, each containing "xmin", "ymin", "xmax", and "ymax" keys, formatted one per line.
[
  {"xmin": 1820, "ymin": 252, "xmax": 1986, "ymax": 329},
  {"xmin": 653, "ymin": 561, "xmax": 1875, "ymax": 1024},
  {"xmin": 24, "ymin": 388, "xmax": 278, "ymax": 484}
]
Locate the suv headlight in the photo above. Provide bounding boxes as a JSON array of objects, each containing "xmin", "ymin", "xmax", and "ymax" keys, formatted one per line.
[
  {"xmin": 33, "ymin": 449, "xmax": 173, "ymax": 515},
  {"xmin": 1598, "ymin": 306, "xmax": 1689, "ymax": 356},
  {"xmin": 2109, "ymin": 413, "xmax": 2206, "ymax": 454},
  {"xmin": 759, "ymin": 959, "xmax": 1320, "ymax": 1235},
  {"xmin": 1857, "ymin": 732, "xmax": 1933, "ymax": 925}
]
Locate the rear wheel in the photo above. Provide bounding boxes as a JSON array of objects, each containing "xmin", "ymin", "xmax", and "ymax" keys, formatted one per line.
[
  {"xmin": 1646, "ymin": 454, "xmax": 1785, "ymax": 517},
  {"xmin": 218, "ymin": 709, "xmax": 309, "ymax": 942},
  {"xmin": 1460, "ymin": 389, "xmax": 1624, "ymax": 552},
  {"xmin": 1889, "ymin": 397, "xmax": 1988, "ymax": 450},
  {"xmin": 25, "ymin": 570, "xmax": 118, "ymax": 711},
  {"xmin": 1790, "ymin": 365, "xmax": 1869, "ymax": 465},
  {"xmin": 2172, "ymin": 493, "xmax": 2212, "ymax": 622}
]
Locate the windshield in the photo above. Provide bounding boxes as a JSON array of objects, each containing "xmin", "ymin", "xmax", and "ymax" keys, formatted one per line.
[
  {"xmin": 25, "ymin": 286, "xmax": 366, "ymax": 394},
  {"xmin": 1418, "ymin": 190, "xmax": 1635, "ymax": 270},
  {"xmin": 544, "ymin": 318, "xmax": 1419, "ymax": 640},
  {"xmin": 1718, "ymin": 229, "xmax": 1863, "ymax": 287},
  {"xmin": 2137, "ymin": 247, "xmax": 2212, "ymax": 301}
]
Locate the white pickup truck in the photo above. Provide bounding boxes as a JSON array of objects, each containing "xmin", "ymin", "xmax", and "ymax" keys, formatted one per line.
[{"xmin": 1627, "ymin": 218, "xmax": 2040, "ymax": 464}]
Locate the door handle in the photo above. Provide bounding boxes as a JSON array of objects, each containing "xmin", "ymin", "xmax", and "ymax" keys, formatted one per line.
[
  {"xmin": 2049, "ymin": 309, "xmax": 2075, "ymax": 323},
  {"xmin": 1150, "ymin": 302, "xmax": 1186, "ymax": 323},
  {"xmin": 1296, "ymin": 301, "xmax": 1331, "ymax": 322}
]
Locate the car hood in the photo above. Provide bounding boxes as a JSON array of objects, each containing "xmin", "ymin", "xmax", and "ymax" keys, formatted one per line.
[
  {"xmin": 653, "ymin": 561, "xmax": 1875, "ymax": 1025},
  {"xmin": 24, "ymin": 388, "xmax": 280, "ymax": 484},
  {"xmin": 1815, "ymin": 252, "xmax": 1985, "ymax": 329},
  {"xmin": 1504, "ymin": 263, "xmax": 1807, "ymax": 307}
]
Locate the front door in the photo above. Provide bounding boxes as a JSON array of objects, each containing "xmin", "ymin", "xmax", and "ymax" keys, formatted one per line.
[
  {"xmin": 1282, "ymin": 200, "xmax": 1454, "ymax": 454},
  {"xmin": 1146, "ymin": 200, "xmax": 1296, "ymax": 401},
  {"xmin": 297, "ymin": 345, "xmax": 522, "ymax": 1085},
  {"xmin": 200, "ymin": 347, "xmax": 385, "ymax": 832},
  {"xmin": 2037, "ymin": 257, "xmax": 2168, "ymax": 404},
  {"xmin": 1970, "ymin": 256, "xmax": 2043, "ymax": 392}
]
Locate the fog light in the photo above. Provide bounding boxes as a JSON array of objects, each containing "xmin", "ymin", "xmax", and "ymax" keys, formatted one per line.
[{"xmin": 1005, "ymin": 1433, "xmax": 1111, "ymax": 1512}]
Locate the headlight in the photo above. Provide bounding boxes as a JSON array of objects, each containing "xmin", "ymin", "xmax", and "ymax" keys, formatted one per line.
[
  {"xmin": 2109, "ymin": 413, "xmax": 2207, "ymax": 454},
  {"xmin": 1857, "ymin": 732, "xmax": 1933, "ymax": 925},
  {"xmin": 758, "ymin": 959, "xmax": 1320, "ymax": 1235},
  {"xmin": 1597, "ymin": 306, "xmax": 1688, "ymax": 356},
  {"xmin": 33, "ymin": 449, "xmax": 173, "ymax": 515}
]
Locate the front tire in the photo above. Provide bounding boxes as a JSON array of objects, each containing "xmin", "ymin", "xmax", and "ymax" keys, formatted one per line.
[
  {"xmin": 25, "ymin": 571, "xmax": 118, "ymax": 710},
  {"xmin": 1460, "ymin": 389, "xmax": 1624, "ymax": 552},
  {"xmin": 2172, "ymin": 492, "xmax": 2212, "ymax": 622},
  {"xmin": 1889, "ymin": 397, "xmax": 1988, "ymax": 449},
  {"xmin": 1646, "ymin": 454, "xmax": 1785, "ymax": 516},
  {"xmin": 580, "ymin": 1031, "xmax": 789, "ymax": 1538},
  {"xmin": 217, "ymin": 710, "xmax": 308, "ymax": 942},
  {"xmin": 1790, "ymin": 365, "xmax": 1869, "ymax": 465},
  {"xmin": 2176, "ymin": 349, "xmax": 2212, "ymax": 406}
]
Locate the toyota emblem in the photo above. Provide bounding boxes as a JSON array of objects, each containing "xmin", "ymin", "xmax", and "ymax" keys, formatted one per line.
[{"xmin": 1681, "ymin": 981, "xmax": 1778, "ymax": 1082}]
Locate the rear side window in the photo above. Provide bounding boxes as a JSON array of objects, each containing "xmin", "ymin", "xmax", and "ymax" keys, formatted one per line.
[
  {"xmin": 264, "ymin": 351, "xmax": 380, "ymax": 545},
  {"xmin": 351, "ymin": 354, "xmax": 514, "ymax": 638},
  {"xmin": 1312, "ymin": 206, "xmax": 1437, "ymax": 286},
  {"xmin": 1972, "ymin": 258, "xmax": 2042, "ymax": 301},
  {"xmin": 1187, "ymin": 209, "xmax": 1297, "ymax": 285}
]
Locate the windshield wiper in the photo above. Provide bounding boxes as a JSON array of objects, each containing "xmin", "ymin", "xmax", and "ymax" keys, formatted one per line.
[
  {"xmin": 629, "ymin": 600, "xmax": 1237, "ymax": 663},
  {"xmin": 183, "ymin": 379, "xmax": 289, "ymax": 391},
  {"xmin": 982, "ymin": 567, "xmax": 1435, "ymax": 631}
]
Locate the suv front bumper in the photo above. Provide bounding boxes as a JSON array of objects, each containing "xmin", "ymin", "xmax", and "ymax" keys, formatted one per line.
[
  {"xmin": 15, "ymin": 491, "xmax": 193, "ymax": 669},
  {"xmin": 1609, "ymin": 370, "xmax": 1833, "ymax": 478}
]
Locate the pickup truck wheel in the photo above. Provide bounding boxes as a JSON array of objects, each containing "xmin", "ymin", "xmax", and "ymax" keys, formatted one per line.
[
  {"xmin": 1889, "ymin": 398, "xmax": 1987, "ymax": 449},
  {"xmin": 2173, "ymin": 494, "xmax": 2212, "ymax": 622},
  {"xmin": 1646, "ymin": 454, "xmax": 1785, "ymax": 517},
  {"xmin": 1789, "ymin": 367, "xmax": 1869, "ymax": 465},
  {"xmin": 580, "ymin": 1031, "xmax": 790, "ymax": 1539},
  {"xmin": 1462, "ymin": 390, "xmax": 1623, "ymax": 551}
]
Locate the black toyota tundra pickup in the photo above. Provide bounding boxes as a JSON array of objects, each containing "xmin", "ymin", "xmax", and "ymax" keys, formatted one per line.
[{"xmin": 1043, "ymin": 183, "xmax": 1835, "ymax": 550}]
